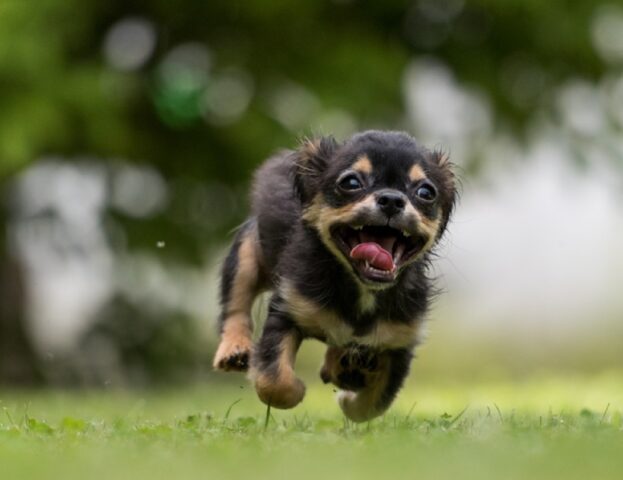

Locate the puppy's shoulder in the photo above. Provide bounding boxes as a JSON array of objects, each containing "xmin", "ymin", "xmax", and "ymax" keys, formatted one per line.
[
  {"xmin": 250, "ymin": 150, "xmax": 302, "ymax": 274},
  {"xmin": 251, "ymin": 150, "xmax": 297, "ymax": 206}
]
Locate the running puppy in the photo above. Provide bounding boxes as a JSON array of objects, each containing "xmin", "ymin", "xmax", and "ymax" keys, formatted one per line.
[{"xmin": 213, "ymin": 130, "xmax": 456, "ymax": 421}]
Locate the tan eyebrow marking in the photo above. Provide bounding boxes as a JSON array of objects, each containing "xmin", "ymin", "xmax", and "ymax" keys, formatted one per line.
[
  {"xmin": 352, "ymin": 155, "xmax": 373, "ymax": 174},
  {"xmin": 409, "ymin": 164, "xmax": 427, "ymax": 182}
]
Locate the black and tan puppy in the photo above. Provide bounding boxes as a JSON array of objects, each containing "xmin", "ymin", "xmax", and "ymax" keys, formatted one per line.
[{"xmin": 213, "ymin": 130, "xmax": 456, "ymax": 421}]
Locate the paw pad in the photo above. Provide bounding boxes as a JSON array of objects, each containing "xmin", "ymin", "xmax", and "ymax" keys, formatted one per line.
[
  {"xmin": 213, "ymin": 340, "xmax": 252, "ymax": 372},
  {"xmin": 219, "ymin": 351, "xmax": 249, "ymax": 371}
]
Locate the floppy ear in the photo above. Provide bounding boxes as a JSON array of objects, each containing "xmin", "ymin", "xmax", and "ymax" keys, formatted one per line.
[{"xmin": 293, "ymin": 136, "xmax": 339, "ymax": 203}]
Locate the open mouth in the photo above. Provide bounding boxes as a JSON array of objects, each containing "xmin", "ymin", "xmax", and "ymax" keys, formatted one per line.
[{"xmin": 331, "ymin": 224, "xmax": 426, "ymax": 284}]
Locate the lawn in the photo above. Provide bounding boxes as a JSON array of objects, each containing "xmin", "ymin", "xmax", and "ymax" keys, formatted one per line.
[{"xmin": 1, "ymin": 372, "xmax": 622, "ymax": 480}]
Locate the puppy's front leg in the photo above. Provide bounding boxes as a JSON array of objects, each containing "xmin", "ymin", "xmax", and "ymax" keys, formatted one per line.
[
  {"xmin": 337, "ymin": 348, "xmax": 413, "ymax": 422},
  {"xmin": 250, "ymin": 298, "xmax": 305, "ymax": 409},
  {"xmin": 213, "ymin": 221, "xmax": 262, "ymax": 372}
]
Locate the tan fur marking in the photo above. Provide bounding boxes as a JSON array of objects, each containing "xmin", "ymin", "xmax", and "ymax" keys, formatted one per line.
[
  {"xmin": 319, "ymin": 345, "xmax": 344, "ymax": 383},
  {"xmin": 278, "ymin": 334, "xmax": 299, "ymax": 376},
  {"xmin": 434, "ymin": 150, "xmax": 450, "ymax": 167},
  {"xmin": 409, "ymin": 164, "xmax": 427, "ymax": 182},
  {"xmin": 253, "ymin": 372, "xmax": 305, "ymax": 409},
  {"xmin": 221, "ymin": 313, "xmax": 252, "ymax": 342},
  {"xmin": 281, "ymin": 281, "xmax": 353, "ymax": 345},
  {"xmin": 250, "ymin": 332, "xmax": 305, "ymax": 409},
  {"xmin": 419, "ymin": 216, "xmax": 441, "ymax": 240},
  {"xmin": 227, "ymin": 233, "xmax": 260, "ymax": 314},
  {"xmin": 212, "ymin": 313, "xmax": 254, "ymax": 370},
  {"xmin": 302, "ymin": 193, "xmax": 377, "ymax": 273},
  {"xmin": 213, "ymin": 227, "xmax": 261, "ymax": 371},
  {"xmin": 302, "ymin": 193, "xmax": 376, "ymax": 226},
  {"xmin": 302, "ymin": 194, "xmax": 376, "ymax": 290},
  {"xmin": 355, "ymin": 321, "xmax": 422, "ymax": 349},
  {"xmin": 359, "ymin": 290, "xmax": 376, "ymax": 313},
  {"xmin": 301, "ymin": 137, "xmax": 320, "ymax": 157},
  {"xmin": 404, "ymin": 201, "xmax": 422, "ymax": 223},
  {"xmin": 282, "ymin": 281, "xmax": 419, "ymax": 349},
  {"xmin": 338, "ymin": 351, "xmax": 393, "ymax": 422},
  {"xmin": 402, "ymin": 202, "xmax": 441, "ymax": 256},
  {"xmin": 352, "ymin": 155, "xmax": 373, "ymax": 174}
]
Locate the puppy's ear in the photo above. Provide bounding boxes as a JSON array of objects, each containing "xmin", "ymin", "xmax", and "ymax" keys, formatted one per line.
[
  {"xmin": 293, "ymin": 136, "xmax": 339, "ymax": 203},
  {"xmin": 431, "ymin": 150, "xmax": 454, "ymax": 190},
  {"xmin": 431, "ymin": 149, "xmax": 457, "ymax": 236}
]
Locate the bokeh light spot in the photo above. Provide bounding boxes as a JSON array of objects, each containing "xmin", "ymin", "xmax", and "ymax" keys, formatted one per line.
[{"xmin": 103, "ymin": 17, "xmax": 156, "ymax": 71}]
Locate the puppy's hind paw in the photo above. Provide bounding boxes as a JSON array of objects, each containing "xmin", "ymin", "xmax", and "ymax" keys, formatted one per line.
[
  {"xmin": 337, "ymin": 355, "xmax": 378, "ymax": 391},
  {"xmin": 321, "ymin": 345, "xmax": 381, "ymax": 391},
  {"xmin": 338, "ymin": 390, "xmax": 384, "ymax": 423}
]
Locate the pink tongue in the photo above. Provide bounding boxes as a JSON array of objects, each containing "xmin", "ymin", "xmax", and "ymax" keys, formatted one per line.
[{"xmin": 350, "ymin": 243, "xmax": 395, "ymax": 271}]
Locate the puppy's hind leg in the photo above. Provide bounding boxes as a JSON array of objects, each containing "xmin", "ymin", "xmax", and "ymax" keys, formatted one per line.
[
  {"xmin": 320, "ymin": 345, "xmax": 381, "ymax": 391},
  {"xmin": 337, "ymin": 348, "xmax": 413, "ymax": 422},
  {"xmin": 213, "ymin": 220, "xmax": 264, "ymax": 372}
]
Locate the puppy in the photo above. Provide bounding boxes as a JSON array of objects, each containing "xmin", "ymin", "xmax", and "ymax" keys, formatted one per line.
[{"xmin": 213, "ymin": 130, "xmax": 456, "ymax": 422}]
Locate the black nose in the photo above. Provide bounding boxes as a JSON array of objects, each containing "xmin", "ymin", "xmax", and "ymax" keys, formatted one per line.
[{"xmin": 376, "ymin": 190, "xmax": 406, "ymax": 217}]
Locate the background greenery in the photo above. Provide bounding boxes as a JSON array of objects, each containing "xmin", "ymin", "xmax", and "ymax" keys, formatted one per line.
[{"xmin": 0, "ymin": 0, "xmax": 622, "ymax": 389}]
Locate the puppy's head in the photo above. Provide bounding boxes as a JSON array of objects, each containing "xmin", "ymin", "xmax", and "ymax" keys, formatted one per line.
[{"xmin": 296, "ymin": 131, "xmax": 456, "ymax": 288}]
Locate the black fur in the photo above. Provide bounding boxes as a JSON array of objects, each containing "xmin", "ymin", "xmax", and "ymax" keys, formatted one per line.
[
  {"xmin": 255, "ymin": 295, "xmax": 302, "ymax": 378},
  {"xmin": 379, "ymin": 348, "xmax": 414, "ymax": 411}
]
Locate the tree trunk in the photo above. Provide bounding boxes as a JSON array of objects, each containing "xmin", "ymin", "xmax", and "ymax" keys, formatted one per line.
[{"xmin": 0, "ymin": 194, "xmax": 42, "ymax": 385}]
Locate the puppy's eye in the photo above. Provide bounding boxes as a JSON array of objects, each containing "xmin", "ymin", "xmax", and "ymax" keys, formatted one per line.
[
  {"xmin": 338, "ymin": 174, "xmax": 363, "ymax": 191},
  {"xmin": 416, "ymin": 183, "xmax": 437, "ymax": 202}
]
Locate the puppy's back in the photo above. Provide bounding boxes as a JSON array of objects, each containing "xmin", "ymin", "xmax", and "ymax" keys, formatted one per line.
[{"xmin": 251, "ymin": 151, "xmax": 301, "ymax": 273}]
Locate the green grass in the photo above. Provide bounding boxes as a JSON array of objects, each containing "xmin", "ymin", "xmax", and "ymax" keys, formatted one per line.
[{"xmin": 1, "ymin": 372, "xmax": 623, "ymax": 480}]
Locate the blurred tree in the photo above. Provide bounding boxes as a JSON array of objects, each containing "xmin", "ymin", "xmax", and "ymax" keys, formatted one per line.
[
  {"xmin": 0, "ymin": 0, "xmax": 613, "ymax": 256},
  {"xmin": 0, "ymin": 0, "xmax": 616, "ymax": 384}
]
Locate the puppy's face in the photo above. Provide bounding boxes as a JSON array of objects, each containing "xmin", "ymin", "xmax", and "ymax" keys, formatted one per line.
[{"xmin": 297, "ymin": 131, "xmax": 456, "ymax": 288}]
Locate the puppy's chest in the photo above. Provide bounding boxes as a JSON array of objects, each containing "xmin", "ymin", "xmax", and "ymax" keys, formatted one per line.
[{"xmin": 282, "ymin": 286, "xmax": 422, "ymax": 349}]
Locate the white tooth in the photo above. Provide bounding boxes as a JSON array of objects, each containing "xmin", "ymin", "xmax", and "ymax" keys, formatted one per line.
[
  {"xmin": 365, "ymin": 261, "xmax": 369, "ymax": 269},
  {"xmin": 402, "ymin": 230, "xmax": 411, "ymax": 238},
  {"xmin": 354, "ymin": 225, "xmax": 363, "ymax": 230}
]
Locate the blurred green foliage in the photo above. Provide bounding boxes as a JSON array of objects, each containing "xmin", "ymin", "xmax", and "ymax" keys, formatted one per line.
[
  {"xmin": 1, "ymin": 0, "xmax": 621, "ymax": 385},
  {"xmin": 0, "ymin": 0, "xmax": 609, "ymax": 170},
  {"xmin": 0, "ymin": 1, "xmax": 612, "ymax": 258}
]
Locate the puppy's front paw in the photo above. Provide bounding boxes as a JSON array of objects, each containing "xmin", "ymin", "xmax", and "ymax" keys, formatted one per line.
[
  {"xmin": 213, "ymin": 336, "xmax": 253, "ymax": 372},
  {"xmin": 253, "ymin": 372, "xmax": 306, "ymax": 409}
]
